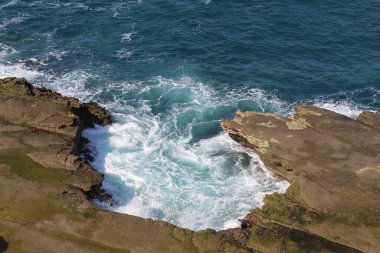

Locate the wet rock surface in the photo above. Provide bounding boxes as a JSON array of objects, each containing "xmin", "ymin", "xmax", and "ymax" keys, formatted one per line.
[{"xmin": 221, "ymin": 106, "xmax": 380, "ymax": 253}]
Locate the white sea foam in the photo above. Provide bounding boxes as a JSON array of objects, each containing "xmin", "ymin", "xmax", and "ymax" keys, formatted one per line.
[
  {"xmin": 111, "ymin": 2, "xmax": 128, "ymax": 18},
  {"xmin": 0, "ymin": 61, "xmax": 42, "ymax": 80},
  {"xmin": 1, "ymin": 42, "xmax": 52, "ymax": 81},
  {"xmin": 116, "ymin": 48, "xmax": 134, "ymax": 59},
  {"xmin": 0, "ymin": 0, "xmax": 19, "ymax": 10},
  {"xmin": 83, "ymin": 76, "xmax": 290, "ymax": 231},
  {"xmin": 48, "ymin": 2, "xmax": 89, "ymax": 10},
  {"xmin": 0, "ymin": 61, "xmax": 101, "ymax": 102},
  {"xmin": 202, "ymin": 0, "xmax": 212, "ymax": 5},
  {"xmin": 85, "ymin": 124, "xmax": 289, "ymax": 230},
  {"xmin": 0, "ymin": 44, "xmax": 100, "ymax": 102},
  {"xmin": 314, "ymin": 100, "xmax": 364, "ymax": 119},
  {"xmin": 0, "ymin": 44, "xmax": 370, "ymax": 230},
  {"xmin": 47, "ymin": 50, "xmax": 67, "ymax": 61},
  {"xmin": 0, "ymin": 43, "xmax": 17, "ymax": 59},
  {"xmin": 74, "ymin": 3, "xmax": 89, "ymax": 10},
  {"xmin": 223, "ymin": 219, "xmax": 241, "ymax": 230},
  {"xmin": 121, "ymin": 33, "xmax": 133, "ymax": 42},
  {"xmin": 0, "ymin": 43, "xmax": 41, "ymax": 79},
  {"xmin": 93, "ymin": 7, "xmax": 106, "ymax": 12},
  {"xmin": 41, "ymin": 70, "xmax": 102, "ymax": 102},
  {"xmin": 0, "ymin": 15, "xmax": 30, "ymax": 29}
]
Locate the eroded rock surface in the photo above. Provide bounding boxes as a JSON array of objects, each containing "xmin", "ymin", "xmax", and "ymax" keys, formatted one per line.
[
  {"xmin": 221, "ymin": 106, "xmax": 380, "ymax": 253},
  {"xmin": 0, "ymin": 78, "xmax": 249, "ymax": 253},
  {"xmin": 0, "ymin": 77, "xmax": 111, "ymax": 196},
  {"xmin": 2, "ymin": 77, "xmax": 378, "ymax": 252}
]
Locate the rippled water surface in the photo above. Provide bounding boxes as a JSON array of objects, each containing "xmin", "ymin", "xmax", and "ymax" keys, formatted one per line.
[{"xmin": 0, "ymin": 0, "xmax": 379, "ymax": 230}]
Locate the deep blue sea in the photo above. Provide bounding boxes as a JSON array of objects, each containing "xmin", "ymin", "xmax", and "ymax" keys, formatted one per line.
[{"xmin": 1, "ymin": 0, "xmax": 379, "ymax": 230}]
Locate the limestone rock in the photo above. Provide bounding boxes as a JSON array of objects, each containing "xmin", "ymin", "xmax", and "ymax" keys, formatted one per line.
[
  {"xmin": 221, "ymin": 105, "xmax": 380, "ymax": 252},
  {"xmin": 0, "ymin": 77, "xmax": 112, "ymax": 200},
  {"xmin": 0, "ymin": 77, "xmax": 253, "ymax": 253}
]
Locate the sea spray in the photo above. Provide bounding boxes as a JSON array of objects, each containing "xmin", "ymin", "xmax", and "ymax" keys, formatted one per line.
[
  {"xmin": 0, "ymin": 0, "xmax": 378, "ymax": 231},
  {"xmin": 84, "ymin": 126, "xmax": 290, "ymax": 231},
  {"xmin": 83, "ymin": 76, "xmax": 290, "ymax": 231}
]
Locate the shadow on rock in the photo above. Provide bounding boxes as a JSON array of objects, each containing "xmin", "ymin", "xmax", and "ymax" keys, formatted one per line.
[
  {"xmin": 0, "ymin": 237, "xmax": 9, "ymax": 253},
  {"xmin": 82, "ymin": 125, "xmax": 166, "ymax": 219}
]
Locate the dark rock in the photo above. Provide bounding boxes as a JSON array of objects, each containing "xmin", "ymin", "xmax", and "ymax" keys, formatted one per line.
[{"xmin": 0, "ymin": 237, "xmax": 8, "ymax": 253}]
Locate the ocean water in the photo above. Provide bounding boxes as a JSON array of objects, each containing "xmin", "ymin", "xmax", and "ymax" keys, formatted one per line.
[{"xmin": 0, "ymin": 0, "xmax": 379, "ymax": 230}]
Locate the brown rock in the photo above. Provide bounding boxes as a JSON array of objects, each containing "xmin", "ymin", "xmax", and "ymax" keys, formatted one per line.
[
  {"xmin": 0, "ymin": 77, "xmax": 111, "ymax": 199},
  {"xmin": 221, "ymin": 105, "xmax": 380, "ymax": 252},
  {"xmin": 0, "ymin": 77, "xmax": 252, "ymax": 253}
]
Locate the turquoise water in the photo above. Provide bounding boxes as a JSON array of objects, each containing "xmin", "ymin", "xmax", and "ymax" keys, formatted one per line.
[{"xmin": 0, "ymin": 0, "xmax": 379, "ymax": 230}]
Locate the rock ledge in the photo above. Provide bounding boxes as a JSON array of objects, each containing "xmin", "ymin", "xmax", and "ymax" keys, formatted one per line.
[
  {"xmin": 221, "ymin": 105, "xmax": 380, "ymax": 253},
  {"xmin": 0, "ymin": 77, "xmax": 252, "ymax": 253},
  {"xmin": 0, "ymin": 77, "xmax": 112, "ymax": 201}
]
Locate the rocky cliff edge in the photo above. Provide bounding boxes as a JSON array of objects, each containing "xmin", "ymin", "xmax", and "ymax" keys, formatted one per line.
[
  {"xmin": 0, "ymin": 77, "xmax": 249, "ymax": 253},
  {"xmin": 221, "ymin": 105, "xmax": 380, "ymax": 253}
]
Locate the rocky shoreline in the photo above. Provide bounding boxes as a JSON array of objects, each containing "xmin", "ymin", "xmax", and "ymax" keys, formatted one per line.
[
  {"xmin": 0, "ymin": 77, "xmax": 249, "ymax": 253},
  {"xmin": 1, "ymin": 77, "xmax": 379, "ymax": 252},
  {"xmin": 0, "ymin": 77, "xmax": 112, "ymax": 203},
  {"xmin": 222, "ymin": 106, "xmax": 380, "ymax": 253}
]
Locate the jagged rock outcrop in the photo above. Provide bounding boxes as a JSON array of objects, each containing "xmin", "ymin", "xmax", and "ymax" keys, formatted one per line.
[
  {"xmin": 3, "ymin": 77, "xmax": 378, "ymax": 252},
  {"xmin": 221, "ymin": 106, "xmax": 380, "ymax": 253},
  {"xmin": 0, "ymin": 77, "xmax": 111, "ymax": 198},
  {"xmin": 0, "ymin": 77, "xmax": 111, "ymax": 139},
  {"xmin": 0, "ymin": 77, "xmax": 249, "ymax": 253}
]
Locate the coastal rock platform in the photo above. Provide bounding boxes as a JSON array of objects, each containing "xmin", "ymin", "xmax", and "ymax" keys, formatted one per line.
[
  {"xmin": 221, "ymin": 106, "xmax": 380, "ymax": 253},
  {"xmin": 0, "ymin": 78, "xmax": 246, "ymax": 253},
  {"xmin": 1, "ymin": 77, "xmax": 379, "ymax": 252}
]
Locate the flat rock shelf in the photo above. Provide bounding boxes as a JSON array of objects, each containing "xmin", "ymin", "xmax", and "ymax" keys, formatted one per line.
[{"xmin": 221, "ymin": 106, "xmax": 380, "ymax": 253}]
